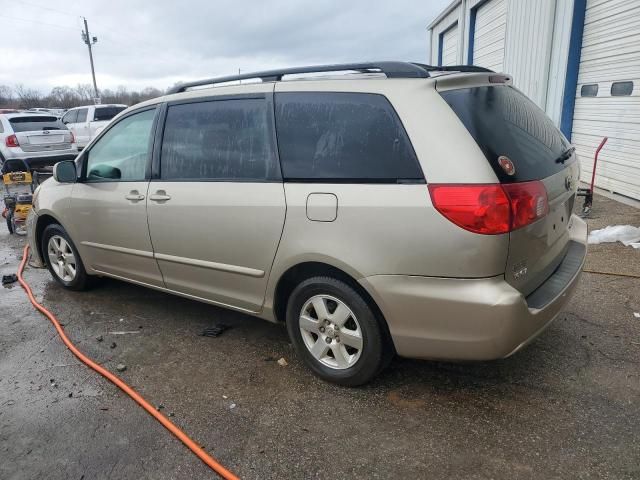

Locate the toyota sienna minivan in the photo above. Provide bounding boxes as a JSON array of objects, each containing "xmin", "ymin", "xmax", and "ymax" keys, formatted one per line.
[{"xmin": 28, "ymin": 62, "xmax": 588, "ymax": 385}]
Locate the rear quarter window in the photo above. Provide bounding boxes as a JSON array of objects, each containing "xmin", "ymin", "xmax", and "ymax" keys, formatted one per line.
[
  {"xmin": 275, "ymin": 92, "xmax": 423, "ymax": 182},
  {"xmin": 440, "ymin": 86, "xmax": 572, "ymax": 182},
  {"xmin": 94, "ymin": 106, "xmax": 127, "ymax": 121}
]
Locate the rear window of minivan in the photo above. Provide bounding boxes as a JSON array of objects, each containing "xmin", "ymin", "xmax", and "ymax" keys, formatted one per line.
[
  {"xmin": 9, "ymin": 116, "xmax": 64, "ymax": 132},
  {"xmin": 275, "ymin": 92, "xmax": 423, "ymax": 182},
  {"xmin": 440, "ymin": 86, "xmax": 573, "ymax": 182}
]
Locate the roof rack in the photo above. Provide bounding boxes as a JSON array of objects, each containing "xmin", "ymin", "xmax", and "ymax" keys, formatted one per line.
[{"xmin": 167, "ymin": 61, "xmax": 494, "ymax": 94}]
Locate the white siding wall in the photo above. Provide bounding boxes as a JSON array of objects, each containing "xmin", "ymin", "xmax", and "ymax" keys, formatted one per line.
[
  {"xmin": 502, "ymin": 0, "xmax": 556, "ymax": 108},
  {"xmin": 441, "ymin": 24, "xmax": 460, "ymax": 65},
  {"xmin": 430, "ymin": 3, "xmax": 464, "ymax": 65},
  {"xmin": 472, "ymin": 0, "xmax": 507, "ymax": 72},
  {"xmin": 544, "ymin": 0, "xmax": 575, "ymax": 125},
  {"xmin": 572, "ymin": 0, "xmax": 640, "ymax": 200}
]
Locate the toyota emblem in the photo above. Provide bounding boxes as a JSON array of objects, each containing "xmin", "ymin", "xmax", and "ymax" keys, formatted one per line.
[
  {"xmin": 498, "ymin": 155, "xmax": 516, "ymax": 176},
  {"xmin": 565, "ymin": 175, "xmax": 574, "ymax": 191}
]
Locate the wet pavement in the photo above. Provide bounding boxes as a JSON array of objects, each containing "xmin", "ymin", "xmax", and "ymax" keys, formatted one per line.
[{"xmin": 1, "ymin": 194, "xmax": 639, "ymax": 479}]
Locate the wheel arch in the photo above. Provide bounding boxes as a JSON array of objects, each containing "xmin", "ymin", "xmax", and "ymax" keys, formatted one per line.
[
  {"xmin": 272, "ymin": 261, "xmax": 396, "ymax": 354},
  {"xmin": 34, "ymin": 211, "xmax": 70, "ymax": 264}
]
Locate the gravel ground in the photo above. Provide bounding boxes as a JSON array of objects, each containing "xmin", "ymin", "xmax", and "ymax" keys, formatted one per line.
[{"xmin": 1, "ymin": 194, "xmax": 639, "ymax": 479}]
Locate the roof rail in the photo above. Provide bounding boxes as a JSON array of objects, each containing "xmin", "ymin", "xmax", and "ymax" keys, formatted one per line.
[{"xmin": 167, "ymin": 61, "xmax": 494, "ymax": 94}]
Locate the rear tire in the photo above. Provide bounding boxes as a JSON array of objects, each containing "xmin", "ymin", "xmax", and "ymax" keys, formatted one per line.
[
  {"xmin": 41, "ymin": 224, "xmax": 91, "ymax": 291},
  {"xmin": 286, "ymin": 276, "xmax": 388, "ymax": 386}
]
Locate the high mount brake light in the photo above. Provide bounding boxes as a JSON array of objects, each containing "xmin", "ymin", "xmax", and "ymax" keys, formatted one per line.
[{"xmin": 428, "ymin": 181, "xmax": 548, "ymax": 235}]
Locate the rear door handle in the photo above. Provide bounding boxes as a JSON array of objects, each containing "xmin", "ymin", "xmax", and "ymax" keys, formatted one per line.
[
  {"xmin": 125, "ymin": 191, "xmax": 145, "ymax": 202},
  {"xmin": 149, "ymin": 191, "xmax": 171, "ymax": 202}
]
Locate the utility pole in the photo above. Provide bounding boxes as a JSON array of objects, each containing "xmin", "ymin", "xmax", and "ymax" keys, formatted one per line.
[{"xmin": 81, "ymin": 17, "xmax": 99, "ymax": 102}]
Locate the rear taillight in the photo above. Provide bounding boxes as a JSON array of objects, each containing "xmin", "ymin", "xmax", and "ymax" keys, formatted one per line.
[
  {"xmin": 502, "ymin": 181, "xmax": 549, "ymax": 230},
  {"xmin": 428, "ymin": 181, "xmax": 548, "ymax": 235},
  {"xmin": 69, "ymin": 131, "xmax": 75, "ymax": 144},
  {"xmin": 5, "ymin": 134, "xmax": 19, "ymax": 147}
]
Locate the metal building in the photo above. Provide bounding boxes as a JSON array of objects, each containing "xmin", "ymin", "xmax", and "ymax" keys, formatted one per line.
[{"xmin": 428, "ymin": 0, "xmax": 640, "ymax": 201}]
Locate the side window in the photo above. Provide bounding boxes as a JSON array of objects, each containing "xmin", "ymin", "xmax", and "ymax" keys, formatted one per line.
[
  {"xmin": 275, "ymin": 92, "xmax": 423, "ymax": 182},
  {"xmin": 611, "ymin": 81, "xmax": 633, "ymax": 96},
  {"xmin": 160, "ymin": 98, "xmax": 277, "ymax": 181},
  {"xmin": 580, "ymin": 84, "xmax": 598, "ymax": 97},
  {"xmin": 85, "ymin": 108, "xmax": 156, "ymax": 182},
  {"xmin": 62, "ymin": 110, "xmax": 77, "ymax": 124},
  {"xmin": 76, "ymin": 108, "xmax": 88, "ymax": 123}
]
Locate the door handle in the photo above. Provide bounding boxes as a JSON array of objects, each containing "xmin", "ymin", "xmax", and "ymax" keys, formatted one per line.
[
  {"xmin": 125, "ymin": 191, "xmax": 145, "ymax": 202},
  {"xmin": 149, "ymin": 190, "xmax": 171, "ymax": 202}
]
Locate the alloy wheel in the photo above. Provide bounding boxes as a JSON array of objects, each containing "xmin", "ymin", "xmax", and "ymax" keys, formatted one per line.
[
  {"xmin": 47, "ymin": 235, "xmax": 77, "ymax": 282},
  {"xmin": 299, "ymin": 294, "xmax": 363, "ymax": 370}
]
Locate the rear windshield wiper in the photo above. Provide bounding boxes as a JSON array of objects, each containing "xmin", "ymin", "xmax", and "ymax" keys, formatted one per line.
[{"xmin": 554, "ymin": 146, "xmax": 575, "ymax": 164}]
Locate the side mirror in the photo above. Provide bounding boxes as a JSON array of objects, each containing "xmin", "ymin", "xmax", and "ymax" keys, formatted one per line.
[{"xmin": 53, "ymin": 161, "xmax": 77, "ymax": 183}]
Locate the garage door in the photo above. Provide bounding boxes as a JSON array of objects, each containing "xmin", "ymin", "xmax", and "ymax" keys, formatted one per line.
[
  {"xmin": 571, "ymin": 0, "xmax": 640, "ymax": 200},
  {"xmin": 472, "ymin": 0, "xmax": 507, "ymax": 72},
  {"xmin": 440, "ymin": 23, "xmax": 459, "ymax": 66}
]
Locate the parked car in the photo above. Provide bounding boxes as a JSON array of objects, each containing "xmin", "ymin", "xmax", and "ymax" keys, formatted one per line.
[
  {"xmin": 0, "ymin": 113, "xmax": 78, "ymax": 169},
  {"xmin": 28, "ymin": 62, "xmax": 588, "ymax": 386},
  {"xmin": 61, "ymin": 104, "xmax": 127, "ymax": 148}
]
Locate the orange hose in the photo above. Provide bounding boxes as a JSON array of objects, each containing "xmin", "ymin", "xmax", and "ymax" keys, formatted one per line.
[{"xmin": 17, "ymin": 245, "xmax": 240, "ymax": 480}]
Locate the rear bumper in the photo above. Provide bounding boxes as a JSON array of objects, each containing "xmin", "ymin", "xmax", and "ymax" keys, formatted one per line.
[{"xmin": 360, "ymin": 214, "xmax": 588, "ymax": 361}]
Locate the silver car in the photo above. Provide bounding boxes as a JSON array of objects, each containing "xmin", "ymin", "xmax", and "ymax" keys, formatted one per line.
[
  {"xmin": 28, "ymin": 62, "xmax": 588, "ymax": 385},
  {"xmin": 0, "ymin": 113, "xmax": 78, "ymax": 169}
]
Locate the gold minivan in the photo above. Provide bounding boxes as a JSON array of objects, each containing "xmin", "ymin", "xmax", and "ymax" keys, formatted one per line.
[{"xmin": 28, "ymin": 62, "xmax": 588, "ymax": 385}]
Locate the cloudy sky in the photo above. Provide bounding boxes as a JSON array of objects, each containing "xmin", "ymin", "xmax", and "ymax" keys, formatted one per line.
[{"xmin": 0, "ymin": 0, "xmax": 449, "ymax": 93}]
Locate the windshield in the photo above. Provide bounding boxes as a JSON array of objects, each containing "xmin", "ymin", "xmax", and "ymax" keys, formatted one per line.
[
  {"xmin": 439, "ymin": 86, "xmax": 573, "ymax": 182},
  {"xmin": 9, "ymin": 116, "xmax": 66, "ymax": 132}
]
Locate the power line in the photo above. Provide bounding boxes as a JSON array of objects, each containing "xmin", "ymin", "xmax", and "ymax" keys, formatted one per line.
[
  {"xmin": 0, "ymin": 14, "xmax": 78, "ymax": 31},
  {"xmin": 12, "ymin": 0, "xmax": 80, "ymax": 19}
]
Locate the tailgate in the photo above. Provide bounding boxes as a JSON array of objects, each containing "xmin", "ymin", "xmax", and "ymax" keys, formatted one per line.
[
  {"xmin": 16, "ymin": 130, "xmax": 73, "ymax": 152},
  {"xmin": 507, "ymin": 161, "xmax": 579, "ymax": 295},
  {"xmin": 438, "ymin": 82, "xmax": 581, "ymax": 295},
  {"xmin": 9, "ymin": 116, "xmax": 72, "ymax": 153}
]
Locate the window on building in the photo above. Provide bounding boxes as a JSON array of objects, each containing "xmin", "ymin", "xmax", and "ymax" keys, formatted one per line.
[
  {"xmin": 160, "ymin": 98, "xmax": 278, "ymax": 181},
  {"xmin": 580, "ymin": 84, "xmax": 598, "ymax": 97},
  {"xmin": 275, "ymin": 92, "xmax": 423, "ymax": 182},
  {"xmin": 611, "ymin": 81, "xmax": 633, "ymax": 96}
]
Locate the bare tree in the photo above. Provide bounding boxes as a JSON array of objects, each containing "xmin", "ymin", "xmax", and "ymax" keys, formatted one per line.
[
  {"xmin": 6, "ymin": 83, "xmax": 170, "ymax": 109},
  {"xmin": 13, "ymin": 84, "xmax": 43, "ymax": 108},
  {"xmin": 0, "ymin": 85, "xmax": 15, "ymax": 107}
]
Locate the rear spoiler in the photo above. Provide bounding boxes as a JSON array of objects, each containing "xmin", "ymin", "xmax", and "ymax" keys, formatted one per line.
[{"xmin": 434, "ymin": 72, "xmax": 513, "ymax": 91}]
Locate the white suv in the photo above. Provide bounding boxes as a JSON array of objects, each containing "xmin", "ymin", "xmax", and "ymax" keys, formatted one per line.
[
  {"xmin": 61, "ymin": 104, "xmax": 127, "ymax": 148},
  {"xmin": 0, "ymin": 113, "xmax": 77, "ymax": 169}
]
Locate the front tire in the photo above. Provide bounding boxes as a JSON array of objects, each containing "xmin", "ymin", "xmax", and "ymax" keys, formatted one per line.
[
  {"xmin": 41, "ymin": 224, "xmax": 90, "ymax": 290},
  {"xmin": 286, "ymin": 276, "xmax": 388, "ymax": 386}
]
